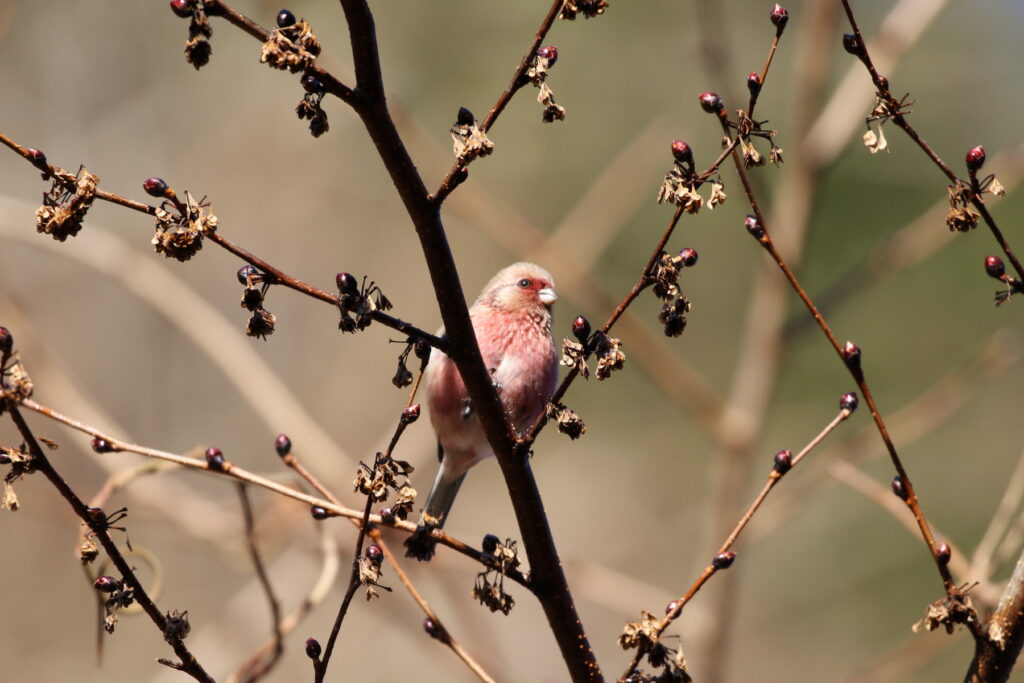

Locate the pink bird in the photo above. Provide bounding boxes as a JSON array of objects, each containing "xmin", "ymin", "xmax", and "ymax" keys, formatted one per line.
[{"xmin": 417, "ymin": 262, "xmax": 559, "ymax": 534}]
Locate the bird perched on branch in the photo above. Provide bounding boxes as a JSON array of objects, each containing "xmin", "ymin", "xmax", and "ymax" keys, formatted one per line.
[{"xmin": 407, "ymin": 263, "xmax": 558, "ymax": 558}]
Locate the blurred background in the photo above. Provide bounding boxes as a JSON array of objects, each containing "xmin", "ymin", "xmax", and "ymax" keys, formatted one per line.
[{"xmin": 2, "ymin": 0, "xmax": 1024, "ymax": 681}]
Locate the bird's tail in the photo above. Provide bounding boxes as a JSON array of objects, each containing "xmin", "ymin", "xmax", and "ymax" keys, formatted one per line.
[{"xmin": 421, "ymin": 465, "xmax": 467, "ymax": 529}]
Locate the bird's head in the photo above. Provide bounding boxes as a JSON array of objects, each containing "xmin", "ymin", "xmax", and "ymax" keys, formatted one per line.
[{"xmin": 477, "ymin": 262, "xmax": 557, "ymax": 314}]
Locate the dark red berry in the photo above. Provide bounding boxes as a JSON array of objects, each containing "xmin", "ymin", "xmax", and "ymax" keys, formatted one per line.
[
  {"xmin": 237, "ymin": 264, "xmax": 259, "ymax": 285},
  {"xmin": 423, "ymin": 617, "xmax": 442, "ymax": 640},
  {"xmin": 769, "ymin": 4, "xmax": 789, "ymax": 31},
  {"xmin": 537, "ymin": 45, "xmax": 558, "ymax": 65},
  {"xmin": 985, "ymin": 255, "xmax": 1006, "ymax": 280},
  {"xmin": 842, "ymin": 341, "xmax": 861, "ymax": 369},
  {"xmin": 91, "ymin": 437, "xmax": 114, "ymax": 453},
  {"xmin": 274, "ymin": 433, "xmax": 291, "ymax": 457},
  {"xmin": 169, "ymin": 0, "xmax": 193, "ymax": 18},
  {"xmin": 276, "ymin": 9, "xmax": 296, "ymax": 28},
  {"xmin": 305, "ymin": 637, "xmax": 321, "ymax": 659},
  {"xmin": 665, "ymin": 599, "xmax": 682, "ymax": 615},
  {"xmin": 679, "ymin": 247, "xmax": 698, "ymax": 268},
  {"xmin": 205, "ymin": 447, "xmax": 225, "ymax": 470},
  {"xmin": 482, "ymin": 534, "xmax": 500, "ymax": 554},
  {"xmin": 966, "ymin": 146, "xmax": 986, "ymax": 173},
  {"xmin": 414, "ymin": 338, "xmax": 431, "ymax": 361},
  {"xmin": 456, "ymin": 107, "xmax": 475, "ymax": 127},
  {"xmin": 143, "ymin": 177, "xmax": 169, "ymax": 198},
  {"xmin": 336, "ymin": 272, "xmax": 358, "ymax": 296},
  {"xmin": 671, "ymin": 140, "xmax": 693, "ymax": 164},
  {"xmin": 712, "ymin": 551, "xmax": 736, "ymax": 569},
  {"xmin": 0, "ymin": 327, "xmax": 13, "ymax": 354},
  {"xmin": 842, "ymin": 33, "xmax": 863, "ymax": 56},
  {"xmin": 379, "ymin": 507, "xmax": 395, "ymax": 523},
  {"xmin": 773, "ymin": 449, "xmax": 792, "ymax": 474},
  {"xmin": 93, "ymin": 576, "xmax": 120, "ymax": 593},
  {"xmin": 301, "ymin": 74, "xmax": 324, "ymax": 94},
  {"xmin": 839, "ymin": 391, "xmax": 859, "ymax": 413},
  {"xmin": 571, "ymin": 316, "xmax": 591, "ymax": 344},
  {"xmin": 86, "ymin": 507, "xmax": 107, "ymax": 523},
  {"xmin": 365, "ymin": 544, "xmax": 384, "ymax": 564},
  {"xmin": 26, "ymin": 148, "xmax": 47, "ymax": 168},
  {"xmin": 401, "ymin": 404, "xmax": 421, "ymax": 425},
  {"xmin": 747, "ymin": 72, "xmax": 762, "ymax": 97},
  {"xmin": 936, "ymin": 543, "xmax": 951, "ymax": 566},
  {"xmin": 311, "ymin": 506, "xmax": 328, "ymax": 520},
  {"xmin": 744, "ymin": 214, "xmax": 764, "ymax": 238},
  {"xmin": 699, "ymin": 92, "xmax": 724, "ymax": 114},
  {"xmin": 891, "ymin": 475, "xmax": 908, "ymax": 501},
  {"xmin": 452, "ymin": 166, "xmax": 469, "ymax": 188}
]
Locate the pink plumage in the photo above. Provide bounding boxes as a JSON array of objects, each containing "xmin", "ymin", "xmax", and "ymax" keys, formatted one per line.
[{"xmin": 420, "ymin": 262, "xmax": 558, "ymax": 527}]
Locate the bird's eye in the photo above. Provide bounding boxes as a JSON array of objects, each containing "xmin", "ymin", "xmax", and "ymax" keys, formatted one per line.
[{"xmin": 517, "ymin": 278, "xmax": 531, "ymax": 288}]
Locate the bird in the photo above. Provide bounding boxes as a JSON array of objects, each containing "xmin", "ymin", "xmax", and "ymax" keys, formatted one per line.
[{"xmin": 417, "ymin": 262, "xmax": 559, "ymax": 535}]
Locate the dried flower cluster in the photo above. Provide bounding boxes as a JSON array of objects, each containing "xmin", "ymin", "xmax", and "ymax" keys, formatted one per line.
[
  {"xmin": 336, "ymin": 275, "xmax": 393, "ymax": 333},
  {"xmin": 546, "ymin": 402, "xmax": 585, "ymax": 439},
  {"xmin": 560, "ymin": 336, "xmax": 589, "ymax": 379},
  {"xmin": 35, "ymin": 167, "xmax": 99, "ymax": 242},
  {"xmin": 182, "ymin": 4, "xmax": 213, "ymax": 69},
  {"xmin": 862, "ymin": 93, "xmax": 911, "ymax": 155},
  {"xmin": 353, "ymin": 453, "xmax": 417, "ymax": 521},
  {"xmin": 237, "ymin": 265, "xmax": 277, "ymax": 340},
  {"xmin": 619, "ymin": 612, "xmax": 691, "ymax": 682},
  {"xmin": 473, "ymin": 537, "xmax": 520, "ymax": 615},
  {"xmin": 451, "ymin": 107, "xmax": 494, "ymax": 165},
  {"xmin": 260, "ymin": 18, "xmax": 322, "ymax": 73},
  {"xmin": 527, "ymin": 46, "xmax": 565, "ymax": 123},
  {"xmin": 151, "ymin": 192, "xmax": 218, "ymax": 262},
  {"xmin": 593, "ymin": 331, "xmax": 626, "ymax": 380},
  {"xmin": 2, "ymin": 443, "xmax": 36, "ymax": 512},
  {"xmin": 912, "ymin": 590, "xmax": 978, "ymax": 636},
  {"xmin": 559, "ymin": 0, "xmax": 609, "ymax": 20}
]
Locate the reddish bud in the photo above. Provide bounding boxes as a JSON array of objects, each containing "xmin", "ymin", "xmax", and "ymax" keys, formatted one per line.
[
  {"xmin": 143, "ymin": 177, "xmax": 169, "ymax": 198},
  {"xmin": 842, "ymin": 33, "xmax": 864, "ymax": 56},
  {"xmin": 712, "ymin": 551, "xmax": 736, "ymax": 569},
  {"xmin": 310, "ymin": 505, "xmax": 329, "ymax": 520},
  {"xmin": 0, "ymin": 326, "xmax": 10, "ymax": 354},
  {"xmin": 671, "ymin": 140, "xmax": 693, "ymax": 164},
  {"xmin": 571, "ymin": 316, "xmax": 591, "ymax": 344},
  {"xmin": 91, "ymin": 437, "xmax": 114, "ymax": 453},
  {"xmin": 456, "ymin": 107, "xmax": 475, "ymax": 127},
  {"xmin": 365, "ymin": 544, "xmax": 384, "ymax": 564},
  {"xmin": 773, "ymin": 449, "xmax": 792, "ymax": 474},
  {"xmin": 275, "ymin": 433, "xmax": 292, "ymax": 457},
  {"xmin": 93, "ymin": 576, "xmax": 120, "ymax": 593},
  {"xmin": 169, "ymin": 0, "xmax": 193, "ymax": 18},
  {"xmin": 985, "ymin": 255, "xmax": 1006, "ymax": 280},
  {"xmin": 841, "ymin": 341, "xmax": 861, "ymax": 369},
  {"xmin": 747, "ymin": 72, "xmax": 762, "ymax": 97},
  {"xmin": 379, "ymin": 507, "xmax": 395, "ymax": 523},
  {"xmin": 665, "ymin": 599, "xmax": 682, "ymax": 615},
  {"xmin": 891, "ymin": 475, "xmax": 908, "ymax": 501},
  {"xmin": 839, "ymin": 391, "xmax": 859, "ymax": 413},
  {"xmin": 402, "ymin": 404, "xmax": 421, "ymax": 425},
  {"xmin": 769, "ymin": 4, "xmax": 789, "ymax": 31},
  {"xmin": 966, "ymin": 146, "xmax": 986, "ymax": 173},
  {"xmin": 237, "ymin": 264, "xmax": 259, "ymax": 285},
  {"xmin": 305, "ymin": 637, "xmax": 322, "ymax": 659},
  {"xmin": 414, "ymin": 338, "xmax": 432, "ymax": 361},
  {"xmin": 423, "ymin": 617, "xmax": 443, "ymax": 640},
  {"xmin": 205, "ymin": 447, "xmax": 225, "ymax": 470},
  {"xmin": 26, "ymin": 148, "xmax": 47, "ymax": 168},
  {"xmin": 301, "ymin": 74, "xmax": 324, "ymax": 94},
  {"xmin": 537, "ymin": 46, "xmax": 558, "ymax": 64},
  {"xmin": 336, "ymin": 272, "xmax": 358, "ymax": 296},
  {"xmin": 276, "ymin": 9, "xmax": 296, "ymax": 28},
  {"xmin": 698, "ymin": 92, "xmax": 724, "ymax": 114},
  {"xmin": 678, "ymin": 247, "xmax": 699, "ymax": 268},
  {"xmin": 452, "ymin": 166, "xmax": 469, "ymax": 188},
  {"xmin": 937, "ymin": 543, "xmax": 951, "ymax": 566},
  {"xmin": 86, "ymin": 507, "xmax": 107, "ymax": 523},
  {"xmin": 744, "ymin": 214, "xmax": 764, "ymax": 239}
]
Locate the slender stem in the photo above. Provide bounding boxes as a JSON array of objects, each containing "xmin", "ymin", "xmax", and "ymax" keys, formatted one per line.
[
  {"xmin": 619, "ymin": 406, "xmax": 853, "ymax": 681},
  {"xmin": 4, "ymin": 404, "xmax": 213, "ymax": 682}
]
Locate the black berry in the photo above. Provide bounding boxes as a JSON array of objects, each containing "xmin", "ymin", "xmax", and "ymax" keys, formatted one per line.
[
  {"xmin": 747, "ymin": 72, "xmax": 762, "ymax": 97},
  {"xmin": 336, "ymin": 272, "xmax": 359, "ymax": 296},
  {"xmin": 712, "ymin": 551, "xmax": 736, "ymax": 569},
  {"xmin": 93, "ymin": 576, "xmax": 120, "ymax": 593},
  {"xmin": 276, "ymin": 9, "xmax": 296, "ymax": 28},
  {"xmin": 773, "ymin": 449, "xmax": 792, "ymax": 474},
  {"xmin": 966, "ymin": 146, "xmax": 986, "ymax": 173},
  {"xmin": 698, "ymin": 92, "xmax": 723, "ymax": 114},
  {"xmin": 537, "ymin": 46, "xmax": 558, "ymax": 65},
  {"xmin": 572, "ymin": 316, "xmax": 591, "ymax": 344},
  {"xmin": 143, "ymin": 177, "xmax": 169, "ymax": 198},
  {"xmin": 456, "ymin": 107, "xmax": 475, "ymax": 127},
  {"xmin": 401, "ymin": 404, "xmax": 421, "ymax": 425},
  {"xmin": 205, "ymin": 447, "xmax": 225, "ymax": 470},
  {"xmin": 985, "ymin": 255, "xmax": 1006, "ymax": 280},
  {"xmin": 671, "ymin": 140, "xmax": 693, "ymax": 164},
  {"xmin": 275, "ymin": 433, "xmax": 292, "ymax": 457},
  {"xmin": 481, "ymin": 533, "xmax": 500, "ymax": 554},
  {"xmin": 305, "ymin": 637, "xmax": 321, "ymax": 659},
  {"xmin": 679, "ymin": 247, "xmax": 698, "ymax": 268}
]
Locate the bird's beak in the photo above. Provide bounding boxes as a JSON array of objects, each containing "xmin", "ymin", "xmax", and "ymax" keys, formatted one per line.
[{"xmin": 538, "ymin": 287, "xmax": 558, "ymax": 307}]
